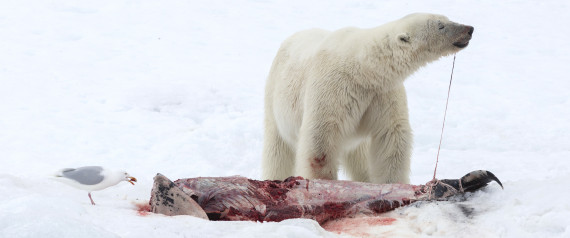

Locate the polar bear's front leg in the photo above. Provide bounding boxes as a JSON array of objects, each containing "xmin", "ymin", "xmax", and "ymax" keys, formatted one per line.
[
  {"xmin": 294, "ymin": 91, "xmax": 352, "ymax": 180},
  {"xmin": 368, "ymin": 121, "xmax": 412, "ymax": 184},
  {"xmin": 294, "ymin": 120, "xmax": 341, "ymax": 180},
  {"xmin": 364, "ymin": 86, "xmax": 413, "ymax": 184},
  {"xmin": 294, "ymin": 79, "xmax": 372, "ymax": 180}
]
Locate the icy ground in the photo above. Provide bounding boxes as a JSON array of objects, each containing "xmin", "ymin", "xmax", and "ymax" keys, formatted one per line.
[{"xmin": 1, "ymin": 0, "xmax": 569, "ymax": 237}]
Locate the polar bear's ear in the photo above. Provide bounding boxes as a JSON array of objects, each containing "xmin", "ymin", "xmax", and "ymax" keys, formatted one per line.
[{"xmin": 397, "ymin": 33, "xmax": 410, "ymax": 44}]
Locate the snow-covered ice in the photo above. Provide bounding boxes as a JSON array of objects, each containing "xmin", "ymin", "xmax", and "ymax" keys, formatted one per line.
[{"xmin": 1, "ymin": 0, "xmax": 569, "ymax": 237}]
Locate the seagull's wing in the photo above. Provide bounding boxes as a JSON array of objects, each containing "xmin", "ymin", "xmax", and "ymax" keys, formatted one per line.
[{"xmin": 60, "ymin": 166, "xmax": 105, "ymax": 185}]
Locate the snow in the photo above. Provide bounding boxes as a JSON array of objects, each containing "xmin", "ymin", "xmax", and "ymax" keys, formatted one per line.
[{"xmin": 1, "ymin": 0, "xmax": 569, "ymax": 237}]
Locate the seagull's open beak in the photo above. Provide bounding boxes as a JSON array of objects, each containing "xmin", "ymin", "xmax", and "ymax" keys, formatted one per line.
[{"xmin": 127, "ymin": 176, "xmax": 137, "ymax": 185}]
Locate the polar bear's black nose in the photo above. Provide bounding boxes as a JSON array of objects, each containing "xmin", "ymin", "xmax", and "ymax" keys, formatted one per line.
[{"xmin": 466, "ymin": 26, "xmax": 474, "ymax": 36}]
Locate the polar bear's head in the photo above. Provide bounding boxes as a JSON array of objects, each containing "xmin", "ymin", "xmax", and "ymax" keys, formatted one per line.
[{"xmin": 394, "ymin": 13, "xmax": 474, "ymax": 56}]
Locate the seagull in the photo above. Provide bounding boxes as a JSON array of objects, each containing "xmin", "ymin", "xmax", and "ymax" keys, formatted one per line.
[{"xmin": 54, "ymin": 166, "xmax": 137, "ymax": 205}]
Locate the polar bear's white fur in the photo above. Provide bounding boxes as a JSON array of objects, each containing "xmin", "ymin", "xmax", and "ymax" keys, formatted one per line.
[{"xmin": 262, "ymin": 13, "xmax": 473, "ymax": 184}]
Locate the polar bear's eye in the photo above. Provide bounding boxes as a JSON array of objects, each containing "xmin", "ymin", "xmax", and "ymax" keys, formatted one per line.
[{"xmin": 438, "ymin": 22, "xmax": 445, "ymax": 30}]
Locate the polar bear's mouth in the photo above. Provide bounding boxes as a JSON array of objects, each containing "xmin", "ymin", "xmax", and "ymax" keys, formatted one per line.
[{"xmin": 453, "ymin": 41, "xmax": 469, "ymax": 48}]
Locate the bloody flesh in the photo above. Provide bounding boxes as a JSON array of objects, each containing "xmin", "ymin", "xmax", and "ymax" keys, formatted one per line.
[
  {"xmin": 156, "ymin": 175, "xmax": 426, "ymax": 224},
  {"xmin": 150, "ymin": 170, "xmax": 502, "ymax": 225}
]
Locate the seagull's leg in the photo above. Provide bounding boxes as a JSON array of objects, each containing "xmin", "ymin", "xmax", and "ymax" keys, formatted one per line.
[{"xmin": 88, "ymin": 192, "xmax": 96, "ymax": 205}]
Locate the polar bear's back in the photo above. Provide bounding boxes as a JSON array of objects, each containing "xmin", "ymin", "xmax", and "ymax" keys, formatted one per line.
[
  {"xmin": 277, "ymin": 29, "xmax": 330, "ymax": 60},
  {"xmin": 276, "ymin": 27, "xmax": 370, "ymax": 61}
]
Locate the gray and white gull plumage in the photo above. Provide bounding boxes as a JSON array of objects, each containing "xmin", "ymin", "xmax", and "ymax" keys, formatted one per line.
[{"xmin": 54, "ymin": 166, "xmax": 137, "ymax": 205}]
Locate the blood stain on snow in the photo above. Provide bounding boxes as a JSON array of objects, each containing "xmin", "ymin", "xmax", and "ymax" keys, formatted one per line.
[
  {"xmin": 322, "ymin": 216, "xmax": 396, "ymax": 237},
  {"xmin": 135, "ymin": 202, "xmax": 151, "ymax": 216}
]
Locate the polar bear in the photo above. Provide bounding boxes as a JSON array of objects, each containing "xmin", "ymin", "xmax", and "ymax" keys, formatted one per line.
[{"xmin": 262, "ymin": 13, "xmax": 473, "ymax": 184}]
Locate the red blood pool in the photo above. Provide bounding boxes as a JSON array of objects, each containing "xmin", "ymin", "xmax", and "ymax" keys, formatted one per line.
[{"xmin": 135, "ymin": 202, "xmax": 151, "ymax": 216}]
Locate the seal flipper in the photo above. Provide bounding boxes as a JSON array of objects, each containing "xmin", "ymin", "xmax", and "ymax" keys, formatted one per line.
[
  {"xmin": 150, "ymin": 173, "xmax": 209, "ymax": 219},
  {"xmin": 459, "ymin": 170, "xmax": 503, "ymax": 192},
  {"xmin": 430, "ymin": 170, "xmax": 503, "ymax": 200}
]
